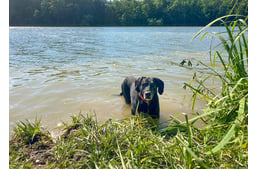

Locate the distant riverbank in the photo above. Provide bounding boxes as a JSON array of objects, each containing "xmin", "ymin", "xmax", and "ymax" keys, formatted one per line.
[{"xmin": 10, "ymin": 0, "xmax": 247, "ymax": 26}]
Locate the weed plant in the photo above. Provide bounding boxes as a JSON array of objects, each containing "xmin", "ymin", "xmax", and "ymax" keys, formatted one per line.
[
  {"xmin": 179, "ymin": 14, "xmax": 248, "ymax": 166},
  {"xmin": 9, "ymin": 15, "xmax": 248, "ymax": 168}
]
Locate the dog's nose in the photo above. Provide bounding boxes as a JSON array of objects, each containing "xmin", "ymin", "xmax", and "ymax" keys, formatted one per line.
[{"xmin": 145, "ymin": 92, "xmax": 151, "ymax": 99}]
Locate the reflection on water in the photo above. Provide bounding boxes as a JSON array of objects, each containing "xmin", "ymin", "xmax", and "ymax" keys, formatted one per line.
[{"xmin": 9, "ymin": 27, "xmax": 224, "ymax": 131}]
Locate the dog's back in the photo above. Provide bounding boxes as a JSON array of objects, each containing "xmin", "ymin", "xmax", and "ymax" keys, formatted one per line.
[{"xmin": 120, "ymin": 76, "xmax": 137, "ymax": 104}]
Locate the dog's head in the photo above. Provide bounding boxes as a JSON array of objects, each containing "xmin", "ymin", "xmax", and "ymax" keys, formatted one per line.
[{"xmin": 135, "ymin": 77, "xmax": 164, "ymax": 101}]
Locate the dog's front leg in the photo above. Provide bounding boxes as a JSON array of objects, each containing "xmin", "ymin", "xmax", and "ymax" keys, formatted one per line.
[
  {"xmin": 131, "ymin": 98, "xmax": 140, "ymax": 116},
  {"xmin": 131, "ymin": 101, "xmax": 137, "ymax": 116}
]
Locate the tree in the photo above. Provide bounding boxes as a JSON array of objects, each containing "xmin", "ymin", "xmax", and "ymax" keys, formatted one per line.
[{"xmin": 9, "ymin": 0, "xmax": 248, "ymax": 26}]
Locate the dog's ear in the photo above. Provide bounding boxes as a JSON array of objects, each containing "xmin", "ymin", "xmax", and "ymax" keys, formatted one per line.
[
  {"xmin": 135, "ymin": 77, "xmax": 144, "ymax": 92},
  {"xmin": 153, "ymin": 78, "xmax": 164, "ymax": 95}
]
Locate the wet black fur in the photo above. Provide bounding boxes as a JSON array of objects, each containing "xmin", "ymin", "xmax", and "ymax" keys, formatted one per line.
[{"xmin": 120, "ymin": 76, "xmax": 164, "ymax": 118}]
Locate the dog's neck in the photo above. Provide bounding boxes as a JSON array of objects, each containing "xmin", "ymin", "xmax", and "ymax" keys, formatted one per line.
[{"xmin": 138, "ymin": 93, "xmax": 150, "ymax": 105}]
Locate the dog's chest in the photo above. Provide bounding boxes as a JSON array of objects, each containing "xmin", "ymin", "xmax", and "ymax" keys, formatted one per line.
[{"xmin": 137, "ymin": 100, "xmax": 153, "ymax": 113}]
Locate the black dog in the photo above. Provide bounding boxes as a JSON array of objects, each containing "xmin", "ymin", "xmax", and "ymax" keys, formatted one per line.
[{"xmin": 120, "ymin": 76, "xmax": 164, "ymax": 118}]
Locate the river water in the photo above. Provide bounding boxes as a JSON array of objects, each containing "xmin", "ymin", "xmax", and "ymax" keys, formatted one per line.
[{"xmin": 9, "ymin": 27, "xmax": 224, "ymax": 131}]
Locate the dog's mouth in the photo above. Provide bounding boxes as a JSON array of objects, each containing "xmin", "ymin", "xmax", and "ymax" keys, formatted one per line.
[{"xmin": 143, "ymin": 92, "xmax": 153, "ymax": 101}]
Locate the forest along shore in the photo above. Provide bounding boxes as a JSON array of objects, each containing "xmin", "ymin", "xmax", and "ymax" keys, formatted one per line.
[{"xmin": 10, "ymin": 0, "xmax": 247, "ymax": 26}]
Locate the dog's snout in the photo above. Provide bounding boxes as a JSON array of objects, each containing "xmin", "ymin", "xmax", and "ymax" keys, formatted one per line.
[
  {"xmin": 145, "ymin": 92, "xmax": 151, "ymax": 97},
  {"xmin": 144, "ymin": 91, "xmax": 152, "ymax": 100}
]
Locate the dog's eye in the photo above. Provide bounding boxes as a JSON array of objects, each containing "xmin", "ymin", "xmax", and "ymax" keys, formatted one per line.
[
  {"xmin": 150, "ymin": 83, "xmax": 155, "ymax": 88},
  {"xmin": 142, "ymin": 83, "xmax": 148, "ymax": 87}
]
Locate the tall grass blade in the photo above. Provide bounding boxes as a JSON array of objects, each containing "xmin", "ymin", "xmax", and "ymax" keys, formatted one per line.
[
  {"xmin": 176, "ymin": 136, "xmax": 210, "ymax": 169},
  {"xmin": 206, "ymin": 124, "xmax": 236, "ymax": 155},
  {"xmin": 206, "ymin": 97, "xmax": 246, "ymax": 155},
  {"xmin": 184, "ymin": 113, "xmax": 193, "ymax": 169},
  {"xmin": 229, "ymin": 77, "xmax": 247, "ymax": 96},
  {"xmin": 184, "ymin": 113, "xmax": 192, "ymax": 148},
  {"xmin": 216, "ymin": 51, "xmax": 228, "ymax": 75},
  {"xmin": 235, "ymin": 97, "xmax": 247, "ymax": 128},
  {"xmin": 116, "ymin": 139, "xmax": 126, "ymax": 169},
  {"xmin": 183, "ymin": 108, "xmax": 219, "ymax": 125},
  {"xmin": 241, "ymin": 27, "xmax": 248, "ymax": 63},
  {"xmin": 168, "ymin": 113, "xmax": 182, "ymax": 126},
  {"xmin": 191, "ymin": 15, "xmax": 240, "ymax": 41},
  {"xmin": 183, "ymin": 82, "xmax": 215, "ymax": 103}
]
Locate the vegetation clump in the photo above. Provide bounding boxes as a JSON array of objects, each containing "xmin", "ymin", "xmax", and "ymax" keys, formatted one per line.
[
  {"xmin": 10, "ymin": 118, "xmax": 55, "ymax": 168},
  {"xmin": 9, "ymin": 16, "xmax": 248, "ymax": 168}
]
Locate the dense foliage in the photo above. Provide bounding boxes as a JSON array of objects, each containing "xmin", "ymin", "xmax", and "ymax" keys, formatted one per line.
[{"xmin": 10, "ymin": 0, "xmax": 247, "ymax": 26}]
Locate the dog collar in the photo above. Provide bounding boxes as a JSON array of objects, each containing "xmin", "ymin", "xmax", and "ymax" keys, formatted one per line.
[{"xmin": 138, "ymin": 93, "xmax": 150, "ymax": 105}]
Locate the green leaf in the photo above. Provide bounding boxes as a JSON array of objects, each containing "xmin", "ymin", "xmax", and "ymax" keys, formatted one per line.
[
  {"xmin": 176, "ymin": 136, "xmax": 210, "ymax": 169},
  {"xmin": 206, "ymin": 97, "xmax": 246, "ymax": 155},
  {"xmin": 191, "ymin": 15, "xmax": 241, "ymax": 42}
]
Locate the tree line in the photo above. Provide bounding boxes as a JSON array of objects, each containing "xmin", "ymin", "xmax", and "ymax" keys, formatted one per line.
[{"xmin": 10, "ymin": 0, "xmax": 247, "ymax": 26}]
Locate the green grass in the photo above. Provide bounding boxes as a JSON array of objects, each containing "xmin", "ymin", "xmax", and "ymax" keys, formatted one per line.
[
  {"xmin": 13, "ymin": 118, "xmax": 42, "ymax": 144},
  {"xmin": 9, "ymin": 15, "xmax": 248, "ymax": 169},
  {"xmin": 186, "ymin": 14, "xmax": 248, "ymax": 154},
  {"xmin": 9, "ymin": 112, "xmax": 247, "ymax": 168}
]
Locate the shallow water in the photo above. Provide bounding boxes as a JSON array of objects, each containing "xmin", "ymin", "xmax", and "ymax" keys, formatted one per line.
[{"xmin": 9, "ymin": 27, "xmax": 224, "ymax": 131}]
